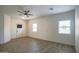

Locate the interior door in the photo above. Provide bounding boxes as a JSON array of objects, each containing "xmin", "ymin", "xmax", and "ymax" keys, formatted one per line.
[{"xmin": 16, "ymin": 24, "xmax": 23, "ymax": 38}]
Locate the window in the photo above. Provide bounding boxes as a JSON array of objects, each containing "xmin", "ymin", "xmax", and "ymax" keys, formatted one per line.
[
  {"xmin": 32, "ymin": 23, "xmax": 37, "ymax": 32},
  {"xmin": 58, "ymin": 20, "xmax": 71, "ymax": 34}
]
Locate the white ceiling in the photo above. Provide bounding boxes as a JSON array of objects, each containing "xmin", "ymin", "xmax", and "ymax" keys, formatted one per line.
[{"xmin": 0, "ymin": 5, "xmax": 75, "ymax": 20}]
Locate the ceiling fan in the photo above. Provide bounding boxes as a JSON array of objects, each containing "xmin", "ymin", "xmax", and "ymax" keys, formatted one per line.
[{"xmin": 17, "ymin": 10, "xmax": 32, "ymax": 17}]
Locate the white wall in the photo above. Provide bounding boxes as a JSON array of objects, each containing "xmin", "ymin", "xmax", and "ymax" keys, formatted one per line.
[
  {"xmin": 75, "ymin": 6, "xmax": 79, "ymax": 52},
  {"xmin": 0, "ymin": 13, "xmax": 11, "ymax": 44},
  {"xmin": 28, "ymin": 10, "xmax": 75, "ymax": 46},
  {"xmin": 11, "ymin": 17, "xmax": 28, "ymax": 39},
  {"xmin": 4, "ymin": 14, "xmax": 11, "ymax": 43}
]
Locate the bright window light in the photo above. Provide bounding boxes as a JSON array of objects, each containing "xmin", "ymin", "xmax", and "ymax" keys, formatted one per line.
[
  {"xmin": 58, "ymin": 20, "xmax": 71, "ymax": 34},
  {"xmin": 32, "ymin": 23, "xmax": 37, "ymax": 32}
]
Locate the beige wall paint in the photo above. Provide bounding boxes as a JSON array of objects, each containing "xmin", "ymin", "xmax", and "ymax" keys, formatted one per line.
[
  {"xmin": 11, "ymin": 18, "xmax": 28, "ymax": 39},
  {"xmin": 28, "ymin": 10, "xmax": 75, "ymax": 46}
]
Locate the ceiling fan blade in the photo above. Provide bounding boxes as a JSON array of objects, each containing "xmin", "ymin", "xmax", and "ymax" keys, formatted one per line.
[
  {"xmin": 28, "ymin": 14, "xmax": 33, "ymax": 15},
  {"xmin": 17, "ymin": 10, "xmax": 24, "ymax": 14}
]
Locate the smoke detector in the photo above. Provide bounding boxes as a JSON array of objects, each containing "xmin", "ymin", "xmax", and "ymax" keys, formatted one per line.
[{"xmin": 49, "ymin": 8, "xmax": 53, "ymax": 10}]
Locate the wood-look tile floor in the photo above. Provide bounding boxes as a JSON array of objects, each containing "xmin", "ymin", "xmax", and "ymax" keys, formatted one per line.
[{"xmin": 0, "ymin": 37, "xmax": 76, "ymax": 53}]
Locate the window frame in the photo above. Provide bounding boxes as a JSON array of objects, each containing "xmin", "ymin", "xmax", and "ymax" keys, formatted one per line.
[
  {"xmin": 32, "ymin": 23, "xmax": 37, "ymax": 32},
  {"xmin": 58, "ymin": 20, "xmax": 71, "ymax": 34}
]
